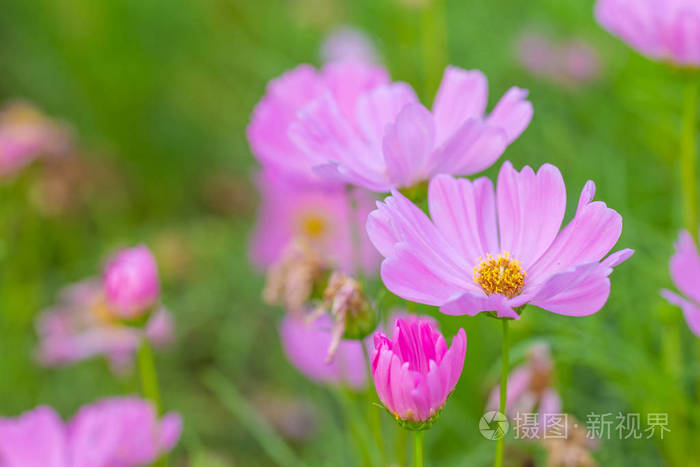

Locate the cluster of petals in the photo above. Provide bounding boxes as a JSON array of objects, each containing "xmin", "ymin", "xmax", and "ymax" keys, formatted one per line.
[
  {"xmin": 279, "ymin": 313, "xmax": 367, "ymax": 390},
  {"xmin": 661, "ymin": 229, "xmax": 700, "ymax": 336},
  {"xmin": 0, "ymin": 397, "xmax": 181, "ymax": 467},
  {"xmin": 367, "ymin": 161, "xmax": 633, "ymax": 318},
  {"xmin": 0, "ymin": 101, "xmax": 72, "ymax": 179},
  {"xmin": 487, "ymin": 342, "xmax": 561, "ymax": 436},
  {"xmin": 371, "ymin": 316, "xmax": 466, "ymax": 423},
  {"xmin": 247, "ymin": 60, "xmax": 390, "ymax": 183},
  {"xmin": 103, "ymin": 245, "xmax": 161, "ymax": 319},
  {"xmin": 36, "ymin": 279, "xmax": 173, "ymax": 374},
  {"xmin": 595, "ymin": 0, "xmax": 700, "ymax": 67},
  {"xmin": 290, "ymin": 66, "xmax": 533, "ymax": 191},
  {"xmin": 250, "ymin": 168, "xmax": 378, "ymax": 276}
]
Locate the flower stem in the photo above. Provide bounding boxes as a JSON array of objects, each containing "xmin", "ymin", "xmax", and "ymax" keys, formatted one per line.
[
  {"xmin": 493, "ymin": 319, "xmax": 510, "ymax": 467},
  {"xmin": 681, "ymin": 77, "xmax": 699, "ymax": 235},
  {"xmin": 362, "ymin": 343, "xmax": 386, "ymax": 465},
  {"xmin": 414, "ymin": 430, "xmax": 424, "ymax": 467},
  {"xmin": 137, "ymin": 338, "xmax": 166, "ymax": 467},
  {"xmin": 420, "ymin": 0, "xmax": 448, "ymax": 102}
]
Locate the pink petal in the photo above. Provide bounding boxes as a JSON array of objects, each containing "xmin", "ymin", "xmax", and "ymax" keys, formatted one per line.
[
  {"xmin": 486, "ymin": 87, "xmax": 533, "ymax": 144},
  {"xmin": 440, "ymin": 291, "xmax": 519, "ymax": 319},
  {"xmin": 528, "ymin": 182, "xmax": 623, "ymax": 283},
  {"xmin": 321, "ymin": 61, "xmax": 390, "ymax": 121},
  {"xmin": 431, "ymin": 67, "xmax": 488, "ymax": 144},
  {"xmin": 661, "ymin": 289, "xmax": 700, "ymax": 337},
  {"xmin": 355, "ymin": 82, "xmax": 419, "ymax": 149},
  {"xmin": 383, "ymin": 103, "xmax": 436, "ymax": 187},
  {"xmin": 496, "ymin": 162, "xmax": 566, "ymax": 268},
  {"xmin": 429, "ymin": 119, "xmax": 507, "ymax": 176},
  {"xmin": 668, "ymin": 230, "xmax": 700, "ymax": 304},
  {"xmin": 0, "ymin": 407, "xmax": 68, "ymax": 467},
  {"xmin": 159, "ymin": 413, "xmax": 183, "ymax": 452},
  {"xmin": 428, "ymin": 174, "xmax": 498, "ymax": 264},
  {"xmin": 529, "ymin": 262, "xmax": 612, "ymax": 316}
]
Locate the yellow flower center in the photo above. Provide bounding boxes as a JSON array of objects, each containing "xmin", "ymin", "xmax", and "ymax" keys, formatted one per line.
[
  {"xmin": 91, "ymin": 299, "xmax": 117, "ymax": 325},
  {"xmin": 473, "ymin": 252, "xmax": 526, "ymax": 298},
  {"xmin": 298, "ymin": 213, "xmax": 328, "ymax": 239}
]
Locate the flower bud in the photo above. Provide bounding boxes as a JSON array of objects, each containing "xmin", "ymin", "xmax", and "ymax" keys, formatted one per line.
[{"xmin": 103, "ymin": 245, "xmax": 160, "ymax": 319}]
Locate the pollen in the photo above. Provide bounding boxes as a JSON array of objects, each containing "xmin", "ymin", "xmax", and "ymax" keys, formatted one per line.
[
  {"xmin": 298, "ymin": 214, "xmax": 327, "ymax": 239},
  {"xmin": 473, "ymin": 252, "xmax": 526, "ymax": 298}
]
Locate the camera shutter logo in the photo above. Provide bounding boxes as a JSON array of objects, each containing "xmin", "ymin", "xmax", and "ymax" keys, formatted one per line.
[{"xmin": 479, "ymin": 411, "xmax": 509, "ymax": 440}]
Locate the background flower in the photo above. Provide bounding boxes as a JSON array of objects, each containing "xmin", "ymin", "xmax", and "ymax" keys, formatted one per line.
[
  {"xmin": 291, "ymin": 66, "xmax": 532, "ymax": 191},
  {"xmin": 661, "ymin": 230, "xmax": 700, "ymax": 336},
  {"xmin": 595, "ymin": 0, "xmax": 700, "ymax": 67}
]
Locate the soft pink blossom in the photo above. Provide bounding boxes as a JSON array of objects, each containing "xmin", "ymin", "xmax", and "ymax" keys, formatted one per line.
[
  {"xmin": 247, "ymin": 61, "xmax": 389, "ymax": 183},
  {"xmin": 36, "ymin": 279, "xmax": 173, "ymax": 374},
  {"xmin": 290, "ymin": 65, "xmax": 532, "ymax": 191},
  {"xmin": 0, "ymin": 101, "xmax": 72, "ymax": 179},
  {"xmin": 0, "ymin": 398, "xmax": 181, "ymax": 467},
  {"xmin": 103, "ymin": 245, "xmax": 160, "ymax": 319},
  {"xmin": 487, "ymin": 342, "xmax": 561, "ymax": 437},
  {"xmin": 595, "ymin": 0, "xmax": 700, "ymax": 67},
  {"xmin": 367, "ymin": 161, "xmax": 633, "ymax": 318},
  {"xmin": 321, "ymin": 26, "xmax": 378, "ymax": 64},
  {"xmin": 516, "ymin": 32, "xmax": 601, "ymax": 86},
  {"xmin": 250, "ymin": 168, "xmax": 379, "ymax": 275},
  {"xmin": 371, "ymin": 316, "xmax": 466, "ymax": 423},
  {"xmin": 280, "ymin": 313, "xmax": 367, "ymax": 390},
  {"xmin": 661, "ymin": 230, "xmax": 700, "ymax": 336}
]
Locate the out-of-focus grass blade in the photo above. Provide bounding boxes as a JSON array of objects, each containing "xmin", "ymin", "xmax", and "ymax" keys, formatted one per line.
[{"xmin": 202, "ymin": 369, "xmax": 306, "ymax": 467}]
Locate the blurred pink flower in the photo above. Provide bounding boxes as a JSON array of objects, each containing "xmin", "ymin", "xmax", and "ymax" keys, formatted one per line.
[
  {"xmin": 516, "ymin": 32, "xmax": 601, "ymax": 86},
  {"xmin": 661, "ymin": 230, "xmax": 700, "ymax": 336},
  {"xmin": 103, "ymin": 245, "xmax": 160, "ymax": 319},
  {"xmin": 290, "ymin": 66, "xmax": 532, "ymax": 191},
  {"xmin": 321, "ymin": 26, "xmax": 378, "ymax": 64},
  {"xmin": 487, "ymin": 342, "xmax": 561, "ymax": 437},
  {"xmin": 371, "ymin": 316, "xmax": 466, "ymax": 425},
  {"xmin": 36, "ymin": 279, "xmax": 173, "ymax": 374},
  {"xmin": 251, "ymin": 168, "xmax": 379, "ymax": 275},
  {"xmin": 0, "ymin": 398, "xmax": 181, "ymax": 467},
  {"xmin": 247, "ymin": 61, "xmax": 389, "ymax": 183},
  {"xmin": 279, "ymin": 313, "xmax": 367, "ymax": 390},
  {"xmin": 595, "ymin": 0, "xmax": 700, "ymax": 67},
  {"xmin": 0, "ymin": 101, "xmax": 72, "ymax": 180},
  {"xmin": 367, "ymin": 161, "xmax": 633, "ymax": 318}
]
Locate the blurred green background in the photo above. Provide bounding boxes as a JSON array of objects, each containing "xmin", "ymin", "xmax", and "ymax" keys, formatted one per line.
[{"xmin": 0, "ymin": 0, "xmax": 697, "ymax": 465}]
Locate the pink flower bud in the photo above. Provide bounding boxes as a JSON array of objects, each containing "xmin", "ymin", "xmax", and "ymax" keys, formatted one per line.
[
  {"xmin": 371, "ymin": 316, "xmax": 466, "ymax": 429},
  {"xmin": 103, "ymin": 245, "xmax": 160, "ymax": 319}
]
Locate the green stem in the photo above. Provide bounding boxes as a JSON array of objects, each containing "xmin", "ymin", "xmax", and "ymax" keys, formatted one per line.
[
  {"xmin": 137, "ymin": 338, "xmax": 166, "ymax": 467},
  {"xmin": 493, "ymin": 320, "xmax": 510, "ymax": 467},
  {"xmin": 420, "ymin": 0, "xmax": 448, "ymax": 102},
  {"xmin": 396, "ymin": 426, "xmax": 407, "ymax": 466},
  {"xmin": 363, "ymin": 344, "xmax": 385, "ymax": 464},
  {"xmin": 413, "ymin": 430, "xmax": 424, "ymax": 467},
  {"xmin": 201, "ymin": 369, "xmax": 304, "ymax": 467},
  {"xmin": 681, "ymin": 77, "xmax": 699, "ymax": 235}
]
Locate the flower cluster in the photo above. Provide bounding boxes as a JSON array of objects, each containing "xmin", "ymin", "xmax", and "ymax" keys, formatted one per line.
[{"xmin": 0, "ymin": 397, "xmax": 181, "ymax": 467}]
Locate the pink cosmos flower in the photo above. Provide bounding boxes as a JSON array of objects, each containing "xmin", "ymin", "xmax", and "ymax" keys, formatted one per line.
[
  {"xmin": 487, "ymin": 342, "xmax": 561, "ymax": 437},
  {"xmin": 0, "ymin": 397, "xmax": 181, "ymax": 467},
  {"xmin": 371, "ymin": 316, "xmax": 466, "ymax": 424},
  {"xmin": 251, "ymin": 169, "xmax": 378, "ymax": 275},
  {"xmin": 290, "ymin": 65, "xmax": 533, "ymax": 192},
  {"xmin": 247, "ymin": 61, "xmax": 389, "ymax": 183},
  {"xmin": 661, "ymin": 230, "xmax": 700, "ymax": 336},
  {"xmin": 103, "ymin": 245, "xmax": 160, "ymax": 319},
  {"xmin": 516, "ymin": 32, "xmax": 601, "ymax": 86},
  {"xmin": 321, "ymin": 26, "xmax": 378, "ymax": 64},
  {"xmin": 0, "ymin": 101, "xmax": 72, "ymax": 179},
  {"xmin": 280, "ymin": 313, "xmax": 367, "ymax": 390},
  {"xmin": 36, "ymin": 279, "xmax": 174, "ymax": 374},
  {"xmin": 367, "ymin": 161, "xmax": 634, "ymax": 318},
  {"xmin": 595, "ymin": 0, "xmax": 700, "ymax": 67}
]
